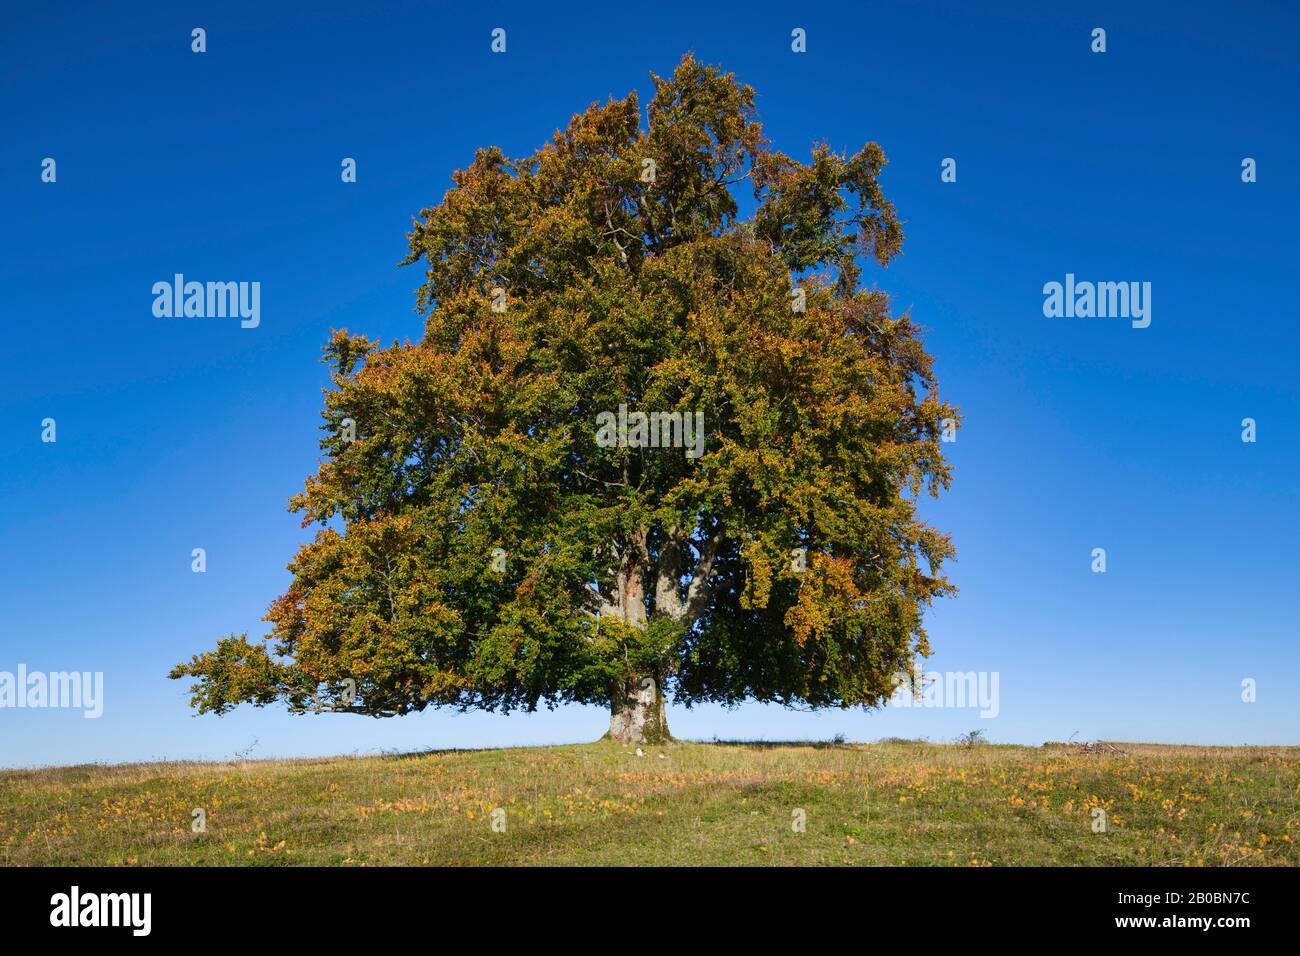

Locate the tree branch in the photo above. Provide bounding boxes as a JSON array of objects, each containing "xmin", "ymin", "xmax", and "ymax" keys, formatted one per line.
[{"xmin": 680, "ymin": 532, "xmax": 723, "ymax": 623}]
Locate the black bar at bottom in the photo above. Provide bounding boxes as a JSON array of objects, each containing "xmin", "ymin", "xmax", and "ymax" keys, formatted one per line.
[{"xmin": 0, "ymin": 865, "xmax": 1290, "ymax": 941}]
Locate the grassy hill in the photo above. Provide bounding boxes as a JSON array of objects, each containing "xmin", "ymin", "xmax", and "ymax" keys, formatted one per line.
[{"xmin": 2, "ymin": 740, "xmax": 1297, "ymax": 866}]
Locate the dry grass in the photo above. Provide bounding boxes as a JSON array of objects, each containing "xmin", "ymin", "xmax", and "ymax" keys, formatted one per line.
[{"xmin": 2, "ymin": 740, "xmax": 1297, "ymax": 866}]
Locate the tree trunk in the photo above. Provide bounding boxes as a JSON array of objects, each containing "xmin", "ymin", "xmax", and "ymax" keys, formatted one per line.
[{"xmin": 606, "ymin": 676, "xmax": 672, "ymax": 744}]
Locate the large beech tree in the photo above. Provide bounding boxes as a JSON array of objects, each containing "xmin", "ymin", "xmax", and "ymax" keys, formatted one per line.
[{"xmin": 171, "ymin": 54, "xmax": 958, "ymax": 743}]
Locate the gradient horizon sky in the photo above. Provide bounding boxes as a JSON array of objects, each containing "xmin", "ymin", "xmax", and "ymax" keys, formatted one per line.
[{"xmin": 2, "ymin": 1, "xmax": 1297, "ymax": 768}]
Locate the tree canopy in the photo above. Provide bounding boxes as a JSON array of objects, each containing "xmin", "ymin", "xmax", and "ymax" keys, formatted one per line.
[{"xmin": 170, "ymin": 53, "xmax": 959, "ymax": 743}]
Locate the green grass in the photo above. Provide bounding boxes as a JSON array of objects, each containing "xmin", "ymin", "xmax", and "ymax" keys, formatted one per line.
[{"xmin": 2, "ymin": 741, "xmax": 1297, "ymax": 866}]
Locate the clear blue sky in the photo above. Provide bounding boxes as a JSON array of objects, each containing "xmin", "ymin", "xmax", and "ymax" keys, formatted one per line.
[{"xmin": 2, "ymin": 1, "xmax": 1297, "ymax": 768}]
